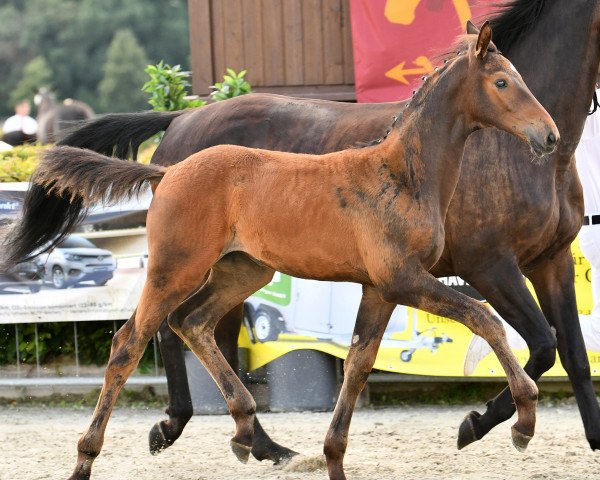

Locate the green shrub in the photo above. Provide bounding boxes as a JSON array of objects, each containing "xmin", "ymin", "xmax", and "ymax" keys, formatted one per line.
[
  {"xmin": 210, "ymin": 68, "xmax": 251, "ymax": 101},
  {"xmin": 0, "ymin": 144, "xmax": 47, "ymax": 182},
  {"xmin": 142, "ymin": 61, "xmax": 206, "ymax": 112}
]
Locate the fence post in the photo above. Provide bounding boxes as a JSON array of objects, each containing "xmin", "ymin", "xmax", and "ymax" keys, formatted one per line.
[
  {"xmin": 14, "ymin": 324, "xmax": 20, "ymax": 376},
  {"xmin": 74, "ymin": 322, "xmax": 80, "ymax": 377}
]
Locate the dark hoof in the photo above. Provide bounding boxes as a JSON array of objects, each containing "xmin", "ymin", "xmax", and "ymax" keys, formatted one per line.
[
  {"xmin": 149, "ymin": 422, "xmax": 172, "ymax": 455},
  {"xmin": 457, "ymin": 411, "xmax": 482, "ymax": 450},
  {"xmin": 252, "ymin": 443, "xmax": 299, "ymax": 465},
  {"xmin": 588, "ymin": 438, "xmax": 600, "ymax": 451},
  {"xmin": 511, "ymin": 425, "xmax": 533, "ymax": 452},
  {"xmin": 272, "ymin": 448, "xmax": 299, "ymax": 466},
  {"xmin": 231, "ymin": 440, "xmax": 252, "ymax": 463}
]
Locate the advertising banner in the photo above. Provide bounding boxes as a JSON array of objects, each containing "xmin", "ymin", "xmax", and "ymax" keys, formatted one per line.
[
  {"xmin": 349, "ymin": 0, "xmax": 495, "ymax": 102},
  {"xmin": 0, "ymin": 183, "xmax": 149, "ymax": 324},
  {"xmin": 240, "ymin": 239, "xmax": 599, "ymax": 378}
]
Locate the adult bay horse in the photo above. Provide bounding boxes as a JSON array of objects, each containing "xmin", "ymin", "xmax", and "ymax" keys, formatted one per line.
[
  {"xmin": 54, "ymin": 0, "xmax": 600, "ymax": 459},
  {"xmin": 6, "ymin": 28, "xmax": 558, "ymax": 480}
]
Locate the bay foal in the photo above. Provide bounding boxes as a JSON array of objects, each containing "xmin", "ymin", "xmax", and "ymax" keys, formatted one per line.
[{"xmin": 7, "ymin": 25, "xmax": 557, "ymax": 480}]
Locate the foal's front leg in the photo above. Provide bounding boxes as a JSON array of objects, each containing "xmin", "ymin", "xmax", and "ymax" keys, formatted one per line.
[
  {"xmin": 324, "ymin": 286, "xmax": 396, "ymax": 480},
  {"xmin": 453, "ymin": 258, "xmax": 557, "ymax": 449},
  {"xmin": 380, "ymin": 265, "xmax": 538, "ymax": 452}
]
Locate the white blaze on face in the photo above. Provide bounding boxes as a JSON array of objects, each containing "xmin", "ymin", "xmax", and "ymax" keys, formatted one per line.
[
  {"xmin": 509, "ymin": 63, "xmax": 518, "ymax": 74},
  {"xmin": 352, "ymin": 334, "xmax": 360, "ymax": 345}
]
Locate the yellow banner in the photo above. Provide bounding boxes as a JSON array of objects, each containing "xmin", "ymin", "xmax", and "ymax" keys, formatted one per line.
[{"xmin": 241, "ymin": 238, "xmax": 598, "ymax": 377}]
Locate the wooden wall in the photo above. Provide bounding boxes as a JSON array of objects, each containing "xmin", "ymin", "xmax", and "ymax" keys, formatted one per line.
[{"xmin": 188, "ymin": 0, "xmax": 355, "ymax": 100}]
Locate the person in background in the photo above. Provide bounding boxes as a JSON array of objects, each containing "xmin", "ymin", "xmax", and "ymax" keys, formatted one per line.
[
  {"xmin": 575, "ymin": 89, "xmax": 600, "ymax": 353},
  {"xmin": 2, "ymin": 99, "xmax": 38, "ymax": 146}
]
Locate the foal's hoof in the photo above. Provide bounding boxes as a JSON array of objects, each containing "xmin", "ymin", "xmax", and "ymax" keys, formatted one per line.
[
  {"xmin": 457, "ymin": 411, "xmax": 482, "ymax": 450},
  {"xmin": 231, "ymin": 440, "xmax": 252, "ymax": 463},
  {"xmin": 149, "ymin": 422, "xmax": 172, "ymax": 455},
  {"xmin": 511, "ymin": 426, "xmax": 533, "ymax": 452}
]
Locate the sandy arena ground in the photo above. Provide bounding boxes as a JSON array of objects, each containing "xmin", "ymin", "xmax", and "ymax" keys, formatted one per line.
[{"xmin": 1, "ymin": 403, "xmax": 599, "ymax": 480}]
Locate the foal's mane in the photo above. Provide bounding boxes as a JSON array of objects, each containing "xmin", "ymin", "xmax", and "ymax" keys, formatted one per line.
[{"xmin": 487, "ymin": 0, "xmax": 547, "ymax": 53}]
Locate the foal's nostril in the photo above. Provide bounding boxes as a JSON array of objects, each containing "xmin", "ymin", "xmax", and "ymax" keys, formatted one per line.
[{"xmin": 546, "ymin": 132, "xmax": 557, "ymax": 148}]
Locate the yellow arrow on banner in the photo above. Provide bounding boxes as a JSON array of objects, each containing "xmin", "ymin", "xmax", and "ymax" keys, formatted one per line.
[
  {"xmin": 385, "ymin": 0, "xmax": 472, "ymax": 27},
  {"xmin": 385, "ymin": 56, "xmax": 434, "ymax": 85}
]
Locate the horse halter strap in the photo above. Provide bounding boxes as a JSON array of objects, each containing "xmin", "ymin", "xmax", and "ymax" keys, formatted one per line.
[{"xmin": 589, "ymin": 91, "xmax": 600, "ymax": 115}]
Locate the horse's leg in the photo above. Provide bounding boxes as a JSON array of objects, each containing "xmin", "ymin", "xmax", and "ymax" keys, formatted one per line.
[
  {"xmin": 453, "ymin": 259, "xmax": 557, "ymax": 449},
  {"xmin": 324, "ymin": 286, "xmax": 396, "ymax": 480},
  {"xmin": 148, "ymin": 318, "xmax": 194, "ymax": 454},
  {"xmin": 528, "ymin": 248, "xmax": 600, "ymax": 450},
  {"xmin": 215, "ymin": 304, "xmax": 298, "ymax": 463},
  {"xmin": 151, "ymin": 293, "xmax": 297, "ymax": 462},
  {"xmin": 69, "ymin": 270, "xmax": 208, "ymax": 480},
  {"xmin": 380, "ymin": 266, "xmax": 538, "ymax": 452},
  {"xmin": 215, "ymin": 304, "xmax": 299, "ymax": 463},
  {"xmin": 167, "ymin": 252, "xmax": 275, "ymax": 463}
]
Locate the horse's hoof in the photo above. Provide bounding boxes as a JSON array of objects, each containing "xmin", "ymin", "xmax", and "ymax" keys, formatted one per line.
[
  {"xmin": 588, "ymin": 437, "xmax": 600, "ymax": 451},
  {"xmin": 457, "ymin": 411, "xmax": 482, "ymax": 450},
  {"xmin": 231, "ymin": 440, "xmax": 252, "ymax": 463},
  {"xmin": 511, "ymin": 425, "xmax": 533, "ymax": 452},
  {"xmin": 273, "ymin": 448, "xmax": 299, "ymax": 466},
  {"xmin": 148, "ymin": 422, "xmax": 171, "ymax": 455},
  {"xmin": 252, "ymin": 443, "xmax": 299, "ymax": 464}
]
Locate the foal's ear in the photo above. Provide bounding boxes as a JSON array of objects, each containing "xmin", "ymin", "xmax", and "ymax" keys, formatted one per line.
[
  {"xmin": 475, "ymin": 21, "xmax": 492, "ymax": 59},
  {"xmin": 466, "ymin": 20, "xmax": 479, "ymax": 35}
]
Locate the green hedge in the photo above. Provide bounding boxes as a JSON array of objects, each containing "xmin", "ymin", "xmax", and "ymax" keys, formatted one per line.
[
  {"xmin": 0, "ymin": 321, "xmax": 160, "ymax": 371},
  {"xmin": 0, "ymin": 144, "xmax": 47, "ymax": 182}
]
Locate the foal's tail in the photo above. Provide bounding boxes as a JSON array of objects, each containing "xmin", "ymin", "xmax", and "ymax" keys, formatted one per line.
[{"xmin": 3, "ymin": 146, "xmax": 166, "ymax": 267}]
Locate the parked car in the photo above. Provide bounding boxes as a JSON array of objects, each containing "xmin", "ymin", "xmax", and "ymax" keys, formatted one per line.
[
  {"xmin": 0, "ymin": 258, "xmax": 45, "ymax": 293},
  {"xmin": 40, "ymin": 235, "xmax": 116, "ymax": 289}
]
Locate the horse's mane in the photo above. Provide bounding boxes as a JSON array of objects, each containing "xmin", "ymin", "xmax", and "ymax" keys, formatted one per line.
[{"xmin": 487, "ymin": 0, "xmax": 547, "ymax": 53}]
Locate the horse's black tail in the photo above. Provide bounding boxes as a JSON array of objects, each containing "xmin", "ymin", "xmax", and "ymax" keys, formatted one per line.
[
  {"xmin": 3, "ymin": 146, "xmax": 166, "ymax": 267},
  {"xmin": 58, "ymin": 110, "xmax": 184, "ymax": 160}
]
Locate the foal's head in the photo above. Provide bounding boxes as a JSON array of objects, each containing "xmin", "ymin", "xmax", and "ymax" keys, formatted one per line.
[{"xmin": 451, "ymin": 21, "xmax": 559, "ymax": 158}]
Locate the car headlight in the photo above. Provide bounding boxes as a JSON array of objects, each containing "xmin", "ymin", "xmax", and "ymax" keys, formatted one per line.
[{"xmin": 64, "ymin": 253, "xmax": 83, "ymax": 261}]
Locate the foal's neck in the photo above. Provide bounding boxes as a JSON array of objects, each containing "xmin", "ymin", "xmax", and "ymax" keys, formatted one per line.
[{"xmin": 378, "ymin": 60, "xmax": 474, "ymax": 213}]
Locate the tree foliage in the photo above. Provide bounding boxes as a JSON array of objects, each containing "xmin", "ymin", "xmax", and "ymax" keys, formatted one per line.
[
  {"xmin": 9, "ymin": 56, "xmax": 52, "ymax": 107},
  {"xmin": 99, "ymin": 29, "xmax": 149, "ymax": 113},
  {"xmin": 0, "ymin": 0, "xmax": 190, "ymax": 117}
]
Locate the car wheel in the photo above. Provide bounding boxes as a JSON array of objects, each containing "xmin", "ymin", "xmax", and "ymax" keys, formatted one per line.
[
  {"xmin": 29, "ymin": 284, "xmax": 41, "ymax": 293},
  {"xmin": 94, "ymin": 279, "xmax": 109, "ymax": 286},
  {"xmin": 253, "ymin": 308, "xmax": 280, "ymax": 342},
  {"xmin": 52, "ymin": 266, "xmax": 67, "ymax": 289}
]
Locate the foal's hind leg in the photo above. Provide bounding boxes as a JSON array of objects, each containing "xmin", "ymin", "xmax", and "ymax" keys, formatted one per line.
[
  {"xmin": 324, "ymin": 286, "xmax": 396, "ymax": 480},
  {"xmin": 68, "ymin": 265, "xmax": 211, "ymax": 480},
  {"xmin": 167, "ymin": 252, "xmax": 275, "ymax": 463},
  {"xmin": 379, "ymin": 264, "xmax": 538, "ymax": 452},
  {"xmin": 149, "ymin": 303, "xmax": 247, "ymax": 455}
]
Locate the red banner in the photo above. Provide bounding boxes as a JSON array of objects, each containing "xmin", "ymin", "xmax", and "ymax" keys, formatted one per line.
[{"xmin": 349, "ymin": 0, "xmax": 495, "ymax": 103}]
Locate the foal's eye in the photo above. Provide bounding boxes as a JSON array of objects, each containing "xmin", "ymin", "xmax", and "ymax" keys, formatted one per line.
[{"xmin": 495, "ymin": 79, "xmax": 508, "ymax": 89}]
